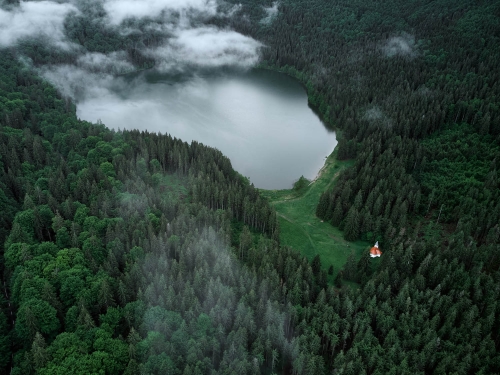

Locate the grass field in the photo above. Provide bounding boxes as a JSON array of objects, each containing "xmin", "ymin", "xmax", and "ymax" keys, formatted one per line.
[{"xmin": 260, "ymin": 150, "xmax": 370, "ymax": 282}]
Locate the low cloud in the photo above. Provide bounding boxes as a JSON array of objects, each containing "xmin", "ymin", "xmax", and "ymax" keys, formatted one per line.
[
  {"xmin": 260, "ymin": 1, "xmax": 279, "ymax": 25},
  {"xmin": 0, "ymin": 1, "xmax": 77, "ymax": 48},
  {"xmin": 103, "ymin": 0, "xmax": 218, "ymax": 25},
  {"xmin": 364, "ymin": 107, "xmax": 384, "ymax": 121},
  {"xmin": 40, "ymin": 65, "xmax": 117, "ymax": 101},
  {"xmin": 363, "ymin": 106, "xmax": 392, "ymax": 127},
  {"xmin": 383, "ymin": 33, "xmax": 417, "ymax": 59},
  {"xmin": 150, "ymin": 26, "xmax": 262, "ymax": 72},
  {"xmin": 41, "ymin": 27, "xmax": 262, "ymax": 101},
  {"xmin": 4, "ymin": 0, "xmax": 263, "ymax": 103},
  {"xmin": 76, "ymin": 51, "xmax": 135, "ymax": 74}
]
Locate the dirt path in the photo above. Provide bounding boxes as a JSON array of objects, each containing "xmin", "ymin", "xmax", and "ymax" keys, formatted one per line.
[{"xmin": 276, "ymin": 212, "xmax": 293, "ymax": 223}]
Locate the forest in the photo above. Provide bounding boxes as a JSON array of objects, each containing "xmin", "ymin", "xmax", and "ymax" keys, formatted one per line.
[{"xmin": 0, "ymin": 0, "xmax": 499, "ymax": 374}]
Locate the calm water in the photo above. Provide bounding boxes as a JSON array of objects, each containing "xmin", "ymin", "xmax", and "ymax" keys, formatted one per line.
[{"xmin": 77, "ymin": 69, "xmax": 337, "ymax": 189}]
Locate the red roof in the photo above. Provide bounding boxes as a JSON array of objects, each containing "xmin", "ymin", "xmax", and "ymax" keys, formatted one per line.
[{"xmin": 370, "ymin": 246, "xmax": 382, "ymax": 257}]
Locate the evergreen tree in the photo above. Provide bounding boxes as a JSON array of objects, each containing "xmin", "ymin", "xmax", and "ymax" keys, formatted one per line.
[{"xmin": 343, "ymin": 207, "xmax": 360, "ymax": 241}]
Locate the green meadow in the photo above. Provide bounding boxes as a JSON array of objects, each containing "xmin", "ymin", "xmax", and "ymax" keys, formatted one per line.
[{"xmin": 260, "ymin": 150, "xmax": 370, "ymax": 281}]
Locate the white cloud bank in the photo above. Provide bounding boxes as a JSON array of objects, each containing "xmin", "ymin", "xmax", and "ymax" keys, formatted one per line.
[
  {"xmin": 0, "ymin": 1, "xmax": 77, "ymax": 48},
  {"xmin": 101, "ymin": 0, "xmax": 263, "ymax": 72},
  {"xmin": 3, "ymin": 0, "xmax": 262, "ymax": 100},
  {"xmin": 77, "ymin": 51, "xmax": 135, "ymax": 74},
  {"xmin": 151, "ymin": 26, "xmax": 262, "ymax": 71},
  {"xmin": 103, "ymin": 0, "xmax": 218, "ymax": 25},
  {"xmin": 40, "ymin": 65, "xmax": 117, "ymax": 100}
]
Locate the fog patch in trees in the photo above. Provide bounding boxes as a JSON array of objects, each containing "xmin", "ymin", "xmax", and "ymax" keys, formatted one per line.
[
  {"xmin": 0, "ymin": 0, "xmax": 78, "ymax": 48},
  {"xmin": 39, "ymin": 65, "xmax": 118, "ymax": 101},
  {"xmin": 76, "ymin": 51, "xmax": 135, "ymax": 74},
  {"xmin": 260, "ymin": 2, "xmax": 279, "ymax": 25},
  {"xmin": 363, "ymin": 106, "xmax": 393, "ymax": 128},
  {"xmin": 382, "ymin": 32, "xmax": 417, "ymax": 59}
]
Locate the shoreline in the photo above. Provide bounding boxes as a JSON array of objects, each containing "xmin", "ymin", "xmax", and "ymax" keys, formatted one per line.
[{"xmin": 254, "ymin": 63, "xmax": 339, "ymax": 192}]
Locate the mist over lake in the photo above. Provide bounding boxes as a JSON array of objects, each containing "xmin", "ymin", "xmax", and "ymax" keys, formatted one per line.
[{"xmin": 77, "ymin": 68, "xmax": 337, "ymax": 189}]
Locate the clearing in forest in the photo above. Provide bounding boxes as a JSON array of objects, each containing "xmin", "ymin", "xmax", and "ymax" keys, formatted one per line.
[{"xmin": 260, "ymin": 150, "xmax": 369, "ymax": 281}]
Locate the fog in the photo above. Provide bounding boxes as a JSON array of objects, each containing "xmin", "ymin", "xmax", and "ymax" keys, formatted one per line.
[
  {"xmin": 0, "ymin": 0, "xmax": 264, "ymax": 100},
  {"xmin": 40, "ymin": 65, "xmax": 117, "ymax": 101},
  {"xmin": 0, "ymin": 0, "xmax": 77, "ymax": 48},
  {"xmin": 103, "ymin": 0, "xmax": 219, "ymax": 25},
  {"xmin": 0, "ymin": 1, "xmax": 311, "ymax": 371},
  {"xmin": 76, "ymin": 51, "xmax": 135, "ymax": 74},
  {"xmin": 111, "ymin": 165, "xmax": 301, "ymax": 368},
  {"xmin": 260, "ymin": 1, "xmax": 278, "ymax": 24},
  {"xmin": 1, "ymin": 0, "xmax": 334, "ymax": 190},
  {"xmin": 148, "ymin": 26, "xmax": 262, "ymax": 73},
  {"xmin": 363, "ymin": 106, "xmax": 393, "ymax": 128},
  {"xmin": 383, "ymin": 33, "xmax": 417, "ymax": 58}
]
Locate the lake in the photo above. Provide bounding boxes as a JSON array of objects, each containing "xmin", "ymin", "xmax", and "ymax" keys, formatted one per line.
[{"xmin": 77, "ymin": 68, "xmax": 337, "ymax": 189}]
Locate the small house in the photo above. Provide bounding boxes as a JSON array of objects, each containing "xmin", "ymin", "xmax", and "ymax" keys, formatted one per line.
[{"xmin": 369, "ymin": 241, "xmax": 382, "ymax": 258}]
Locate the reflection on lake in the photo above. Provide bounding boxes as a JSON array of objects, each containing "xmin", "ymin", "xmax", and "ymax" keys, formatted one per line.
[{"xmin": 77, "ymin": 69, "xmax": 337, "ymax": 189}]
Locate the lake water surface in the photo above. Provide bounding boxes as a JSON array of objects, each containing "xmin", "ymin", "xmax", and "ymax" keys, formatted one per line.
[{"xmin": 77, "ymin": 69, "xmax": 337, "ymax": 189}]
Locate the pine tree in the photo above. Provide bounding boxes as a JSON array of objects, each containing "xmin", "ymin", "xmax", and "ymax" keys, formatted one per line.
[
  {"xmin": 311, "ymin": 254, "xmax": 321, "ymax": 276},
  {"xmin": 344, "ymin": 207, "xmax": 360, "ymax": 241},
  {"xmin": 31, "ymin": 332, "xmax": 47, "ymax": 370},
  {"xmin": 343, "ymin": 251, "xmax": 357, "ymax": 281},
  {"xmin": 331, "ymin": 202, "xmax": 343, "ymax": 226}
]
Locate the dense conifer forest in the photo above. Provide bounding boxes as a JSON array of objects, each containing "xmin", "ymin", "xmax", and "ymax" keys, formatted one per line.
[{"xmin": 1, "ymin": 0, "xmax": 499, "ymax": 374}]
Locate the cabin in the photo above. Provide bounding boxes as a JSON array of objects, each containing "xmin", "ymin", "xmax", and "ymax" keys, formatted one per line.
[{"xmin": 369, "ymin": 241, "xmax": 382, "ymax": 258}]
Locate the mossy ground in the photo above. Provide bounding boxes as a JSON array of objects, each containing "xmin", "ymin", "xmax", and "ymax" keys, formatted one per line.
[{"xmin": 260, "ymin": 150, "xmax": 370, "ymax": 282}]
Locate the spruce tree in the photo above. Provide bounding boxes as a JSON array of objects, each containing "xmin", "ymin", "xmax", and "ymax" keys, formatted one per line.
[{"xmin": 344, "ymin": 207, "xmax": 360, "ymax": 241}]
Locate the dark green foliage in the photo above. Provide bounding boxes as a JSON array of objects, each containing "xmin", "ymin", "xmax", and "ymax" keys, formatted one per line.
[
  {"xmin": 311, "ymin": 254, "xmax": 321, "ymax": 276},
  {"xmin": 35, "ymin": 329, "xmax": 129, "ymax": 375},
  {"xmin": 342, "ymin": 251, "xmax": 358, "ymax": 282},
  {"xmin": 1, "ymin": 0, "xmax": 500, "ymax": 373},
  {"xmin": 293, "ymin": 175, "xmax": 309, "ymax": 192},
  {"xmin": 343, "ymin": 207, "xmax": 360, "ymax": 241},
  {"xmin": 251, "ymin": 0, "xmax": 500, "ymax": 248},
  {"xmin": 239, "ymin": 0, "xmax": 500, "ymax": 369},
  {"xmin": 0, "ymin": 298, "xmax": 11, "ymax": 371},
  {"xmin": 420, "ymin": 122, "xmax": 500, "ymax": 225},
  {"xmin": 15, "ymin": 299, "xmax": 60, "ymax": 344},
  {"xmin": 334, "ymin": 271, "xmax": 342, "ymax": 288}
]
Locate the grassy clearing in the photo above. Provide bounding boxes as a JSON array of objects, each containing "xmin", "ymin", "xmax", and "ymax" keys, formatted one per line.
[{"xmin": 260, "ymin": 150, "xmax": 370, "ymax": 281}]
